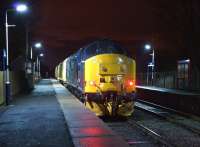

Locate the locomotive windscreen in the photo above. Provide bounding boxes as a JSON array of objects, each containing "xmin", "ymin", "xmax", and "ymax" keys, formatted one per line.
[
  {"xmin": 98, "ymin": 40, "xmax": 127, "ymax": 55},
  {"xmin": 82, "ymin": 39, "xmax": 130, "ymax": 60}
]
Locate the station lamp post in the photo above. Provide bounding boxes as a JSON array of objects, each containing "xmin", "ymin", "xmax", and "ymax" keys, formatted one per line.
[
  {"xmin": 38, "ymin": 53, "xmax": 44, "ymax": 78},
  {"xmin": 144, "ymin": 44, "xmax": 155, "ymax": 85},
  {"xmin": 33, "ymin": 42, "xmax": 43, "ymax": 79},
  {"xmin": 5, "ymin": 3, "xmax": 28, "ymax": 105},
  {"xmin": 30, "ymin": 42, "xmax": 42, "ymax": 60}
]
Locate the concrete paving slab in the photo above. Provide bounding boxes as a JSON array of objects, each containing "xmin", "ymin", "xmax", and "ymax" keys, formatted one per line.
[
  {"xmin": 61, "ymin": 108, "xmax": 91, "ymax": 114},
  {"xmin": 62, "ymin": 112, "xmax": 99, "ymax": 121},
  {"xmin": 69, "ymin": 127, "xmax": 115, "ymax": 138},
  {"xmin": 73, "ymin": 136, "xmax": 129, "ymax": 147},
  {"xmin": 67, "ymin": 119, "xmax": 105, "ymax": 128},
  {"xmin": 52, "ymin": 79, "xmax": 129, "ymax": 147},
  {"xmin": 0, "ymin": 79, "xmax": 73, "ymax": 147}
]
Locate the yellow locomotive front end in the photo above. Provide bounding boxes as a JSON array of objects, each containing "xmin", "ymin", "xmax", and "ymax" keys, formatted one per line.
[{"xmin": 84, "ymin": 54, "xmax": 136, "ymax": 117}]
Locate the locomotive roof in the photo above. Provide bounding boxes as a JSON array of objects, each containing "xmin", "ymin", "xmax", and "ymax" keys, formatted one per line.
[{"xmin": 61, "ymin": 39, "xmax": 131, "ymax": 64}]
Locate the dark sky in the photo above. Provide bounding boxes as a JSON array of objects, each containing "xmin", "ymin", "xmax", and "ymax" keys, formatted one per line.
[
  {"xmin": 1, "ymin": 0, "xmax": 200, "ymax": 73},
  {"xmin": 31, "ymin": 0, "xmax": 200, "ymax": 72},
  {"xmin": 31, "ymin": 0, "xmax": 158, "ymax": 71},
  {"xmin": 33, "ymin": 0, "xmax": 156, "ymax": 40}
]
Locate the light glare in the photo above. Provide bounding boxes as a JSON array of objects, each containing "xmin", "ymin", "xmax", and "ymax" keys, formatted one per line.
[
  {"xmin": 148, "ymin": 62, "xmax": 154, "ymax": 67},
  {"xmin": 3, "ymin": 50, "xmax": 6, "ymax": 58},
  {"xmin": 16, "ymin": 4, "xmax": 28, "ymax": 12},
  {"xmin": 185, "ymin": 59, "xmax": 190, "ymax": 63},
  {"xmin": 145, "ymin": 44, "xmax": 151, "ymax": 50},
  {"xmin": 129, "ymin": 81, "xmax": 134, "ymax": 86},
  {"xmin": 40, "ymin": 53, "xmax": 44, "ymax": 57},
  {"xmin": 89, "ymin": 81, "xmax": 95, "ymax": 86},
  {"xmin": 35, "ymin": 43, "xmax": 42, "ymax": 48}
]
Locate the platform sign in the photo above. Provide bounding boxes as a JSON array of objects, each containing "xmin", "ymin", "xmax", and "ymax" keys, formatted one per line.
[
  {"xmin": 25, "ymin": 61, "xmax": 32, "ymax": 74},
  {"xmin": 177, "ymin": 59, "xmax": 190, "ymax": 89}
]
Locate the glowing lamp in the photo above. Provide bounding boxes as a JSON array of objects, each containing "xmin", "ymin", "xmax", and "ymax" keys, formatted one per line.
[
  {"xmin": 3, "ymin": 50, "xmax": 6, "ymax": 58},
  {"xmin": 128, "ymin": 81, "xmax": 134, "ymax": 86},
  {"xmin": 89, "ymin": 81, "xmax": 95, "ymax": 86},
  {"xmin": 16, "ymin": 4, "xmax": 28, "ymax": 12},
  {"xmin": 145, "ymin": 44, "xmax": 151, "ymax": 50},
  {"xmin": 35, "ymin": 42, "xmax": 42, "ymax": 48}
]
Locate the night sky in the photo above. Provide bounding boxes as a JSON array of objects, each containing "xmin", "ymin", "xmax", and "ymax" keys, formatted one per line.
[
  {"xmin": 32, "ymin": 0, "xmax": 158, "ymax": 72},
  {"xmin": 1, "ymin": 0, "xmax": 200, "ymax": 75}
]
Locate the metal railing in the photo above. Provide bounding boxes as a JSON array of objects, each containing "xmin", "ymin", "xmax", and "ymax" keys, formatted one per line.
[{"xmin": 137, "ymin": 71, "xmax": 200, "ymax": 91}]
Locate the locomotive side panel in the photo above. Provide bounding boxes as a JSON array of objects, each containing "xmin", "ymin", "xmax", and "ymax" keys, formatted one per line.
[
  {"xmin": 66, "ymin": 56, "xmax": 79, "ymax": 88},
  {"xmin": 62, "ymin": 59, "xmax": 67, "ymax": 83}
]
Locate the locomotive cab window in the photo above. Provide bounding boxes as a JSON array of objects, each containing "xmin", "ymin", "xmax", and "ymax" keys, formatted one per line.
[
  {"xmin": 82, "ymin": 39, "xmax": 130, "ymax": 60},
  {"xmin": 98, "ymin": 40, "xmax": 127, "ymax": 55}
]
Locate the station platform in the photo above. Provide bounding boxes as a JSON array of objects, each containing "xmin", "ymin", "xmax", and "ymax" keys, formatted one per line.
[
  {"xmin": 136, "ymin": 85, "xmax": 200, "ymax": 116},
  {"xmin": 0, "ymin": 79, "xmax": 128, "ymax": 147},
  {"xmin": 136, "ymin": 86, "xmax": 200, "ymax": 96}
]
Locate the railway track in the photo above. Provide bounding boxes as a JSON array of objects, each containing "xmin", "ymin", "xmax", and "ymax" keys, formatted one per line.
[
  {"xmin": 66, "ymin": 85, "xmax": 200, "ymax": 146},
  {"xmin": 104, "ymin": 118, "xmax": 166, "ymax": 147},
  {"xmin": 104, "ymin": 115, "xmax": 176, "ymax": 147},
  {"xmin": 127, "ymin": 120, "xmax": 175, "ymax": 147},
  {"xmin": 105, "ymin": 100, "xmax": 200, "ymax": 147},
  {"xmin": 135, "ymin": 99, "xmax": 200, "ymax": 136}
]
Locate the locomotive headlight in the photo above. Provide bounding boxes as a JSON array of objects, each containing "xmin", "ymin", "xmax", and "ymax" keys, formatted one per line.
[
  {"xmin": 89, "ymin": 81, "xmax": 95, "ymax": 86},
  {"xmin": 127, "ymin": 80, "xmax": 134, "ymax": 86}
]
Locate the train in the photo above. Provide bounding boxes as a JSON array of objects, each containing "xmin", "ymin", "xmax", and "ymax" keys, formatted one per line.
[{"xmin": 55, "ymin": 39, "xmax": 136, "ymax": 117}]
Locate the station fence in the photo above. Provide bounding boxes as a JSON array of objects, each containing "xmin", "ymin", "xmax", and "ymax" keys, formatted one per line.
[
  {"xmin": 137, "ymin": 70, "xmax": 200, "ymax": 91},
  {"xmin": 0, "ymin": 56, "xmax": 34, "ymax": 105}
]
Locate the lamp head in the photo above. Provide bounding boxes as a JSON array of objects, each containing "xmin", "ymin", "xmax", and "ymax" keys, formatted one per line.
[
  {"xmin": 145, "ymin": 44, "xmax": 151, "ymax": 50},
  {"xmin": 35, "ymin": 43, "xmax": 42, "ymax": 48},
  {"xmin": 15, "ymin": 4, "xmax": 28, "ymax": 12},
  {"xmin": 39, "ymin": 53, "xmax": 44, "ymax": 57}
]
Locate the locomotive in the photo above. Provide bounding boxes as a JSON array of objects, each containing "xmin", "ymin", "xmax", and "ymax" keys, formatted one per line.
[{"xmin": 55, "ymin": 39, "xmax": 136, "ymax": 116}]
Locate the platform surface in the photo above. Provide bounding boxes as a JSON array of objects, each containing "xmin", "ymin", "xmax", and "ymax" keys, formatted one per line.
[
  {"xmin": 0, "ymin": 79, "xmax": 129, "ymax": 147},
  {"xmin": 0, "ymin": 79, "xmax": 73, "ymax": 147},
  {"xmin": 52, "ymin": 79, "xmax": 129, "ymax": 147},
  {"xmin": 136, "ymin": 85, "xmax": 200, "ymax": 96}
]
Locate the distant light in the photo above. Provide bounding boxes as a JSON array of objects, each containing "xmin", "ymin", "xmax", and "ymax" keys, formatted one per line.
[
  {"xmin": 178, "ymin": 59, "xmax": 190, "ymax": 64},
  {"xmin": 39, "ymin": 53, "xmax": 44, "ymax": 57},
  {"xmin": 148, "ymin": 62, "xmax": 154, "ymax": 67},
  {"xmin": 3, "ymin": 50, "xmax": 6, "ymax": 58},
  {"xmin": 145, "ymin": 44, "xmax": 151, "ymax": 50},
  {"xmin": 185, "ymin": 59, "xmax": 190, "ymax": 63},
  {"xmin": 16, "ymin": 4, "xmax": 28, "ymax": 12},
  {"xmin": 35, "ymin": 42, "xmax": 42, "ymax": 48}
]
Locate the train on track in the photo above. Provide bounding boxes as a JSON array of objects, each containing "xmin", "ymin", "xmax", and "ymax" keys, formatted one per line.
[{"xmin": 55, "ymin": 39, "xmax": 136, "ymax": 117}]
